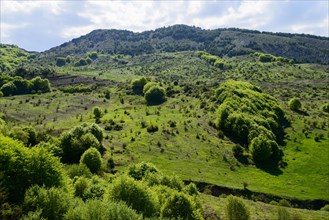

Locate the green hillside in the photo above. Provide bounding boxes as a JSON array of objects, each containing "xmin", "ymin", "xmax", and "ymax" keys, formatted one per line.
[{"xmin": 0, "ymin": 30, "xmax": 328, "ymax": 219}]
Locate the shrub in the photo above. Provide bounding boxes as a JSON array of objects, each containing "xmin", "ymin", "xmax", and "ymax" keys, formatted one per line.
[
  {"xmin": 128, "ymin": 162, "xmax": 159, "ymax": 180},
  {"xmin": 132, "ymin": 77, "xmax": 147, "ymax": 94},
  {"xmin": 279, "ymin": 199, "xmax": 291, "ymax": 207},
  {"xmin": 250, "ymin": 135, "xmax": 274, "ymax": 166},
  {"xmin": 147, "ymin": 123, "xmax": 159, "ymax": 132},
  {"xmin": 74, "ymin": 176, "xmax": 90, "ymax": 198},
  {"xmin": 80, "ymin": 147, "xmax": 102, "ymax": 173},
  {"xmin": 60, "ymin": 123, "xmax": 103, "ymax": 163},
  {"xmin": 55, "ymin": 57, "xmax": 66, "ymax": 67},
  {"xmin": 65, "ymin": 164, "xmax": 92, "ymax": 179},
  {"xmin": 184, "ymin": 183, "xmax": 199, "ymax": 196},
  {"xmin": 161, "ymin": 192, "xmax": 202, "ymax": 220},
  {"xmin": 108, "ymin": 175, "xmax": 158, "ymax": 217},
  {"xmin": 24, "ymin": 186, "xmax": 72, "ymax": 220},
  {"xmin": 288, "ymin": 98, "xmax": 302, "ymax": 111},
  {"xmin": 143, "ymin": 82, "xmax": 158, "ymax": 94},
  {"xmin": 225, "ymin": 195, "xmax": 250, "ymax": 220},
  {"xmin": 1, "ymin": 82, "xmax": 16, "ymax": 96},
  {"xmin": 64, "ymin": 200, "xmax": 142, "ymax": 220},
  {"xmin": 144, "ymin": 85, "xmax": 167, "ymax": 105},
  {"xmin": 321, "ymin": 103, "xmax": 329, "ymax": 113},
  {"xmin": 0, "ymin": 135, "xmax": 67, "ymax": 203},
  {"xmin": 92, "ymin": 106, "xmax": 103, "ymax": 120}
]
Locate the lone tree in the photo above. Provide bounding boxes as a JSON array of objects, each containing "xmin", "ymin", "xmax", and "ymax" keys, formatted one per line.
[
  {"xmin": 144, "ymin": 85, "xmax": 166, "ymax": 105},
  {"xmin": 288, "ymin": 98, "xmax": 302, "ymax": 111}
]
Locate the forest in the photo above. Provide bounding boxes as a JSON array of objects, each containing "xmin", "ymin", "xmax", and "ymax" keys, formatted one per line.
[{"xmin": 0, "ymin": 25, "xmax": 329, "ymax": 220}]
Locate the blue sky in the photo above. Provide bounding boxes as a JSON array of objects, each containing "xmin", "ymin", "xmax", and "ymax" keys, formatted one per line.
[{"xmin": 1, "ymin": 0, "xmax": 328, "ymax": 52}]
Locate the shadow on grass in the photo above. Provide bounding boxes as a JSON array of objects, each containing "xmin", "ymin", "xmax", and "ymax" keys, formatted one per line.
[{"xmin": 294, "ymin": 109, "xmax": 309, "ymax": 116}]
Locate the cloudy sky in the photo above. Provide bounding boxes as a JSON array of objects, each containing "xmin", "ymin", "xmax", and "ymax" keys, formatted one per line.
[{"xmin": 1, "ymin": 0, "xmax": 328, "ymax": 52}]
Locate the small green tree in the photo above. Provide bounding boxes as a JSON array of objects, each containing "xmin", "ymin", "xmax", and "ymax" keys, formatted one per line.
[
  {"xmin": 288, "ymin": 98, "xmax": 302, "ymax": 111},
  {"xmin": 80, "ymin": 147, "xmax": 102, "ymax": 173},
  {"xmin": 92, "ymin": 106, "xmax": 103, "ymax": 122},
  {"xmin": 144, "ymin": 85, "xmax": 166, "ymax": 105},
  {"xmin": 24, "ymin": 185, "xmax": 72, "ymax": 220},
  {"xmin": 161, "ymin": 192, "xmax": 200, "ymax": 220},
  {"xmin": 250, "ymin": 135, "xmax": 273, "ymax": 166},
  {"xmin": 143, "ymin": 82, "xmax": 158, "ymax": 94},
  {"xmin": 56, "ymin": 57, "xmax": 66, "ymax": 67},
  {"xmin": 225, "ymin": 195, "xmax": 250, "ymax": 220},
  {"xmin": 321, "ymin": 103, "xmax": 329, "ymax": 113},
  {"xmin": 132, "ymin": 77, "xmax": 147, "ymax": 94}
]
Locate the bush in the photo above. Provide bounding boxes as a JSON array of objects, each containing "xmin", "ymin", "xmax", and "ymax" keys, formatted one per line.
[
  {"xmin": 144, "ymin": 85, "xmax": 167, "ymax": 105},
  {"xmin": 108, "ymin": 175, "xmax": 158, "ymax": 217},
  {"xmin": 147, "ymin": 123, "xmax": 159, "ymax": 132},
  {"xmin": 64, "ymin": 200, "xmax": 142, "ymax": 220},
  {"xmin": 55, "ymin": 57, "xmax": 66, "ymax": 67},
  {"xmin": 132, "ymin": 77, "xmax": 147, "ymax": 94},
  {"xmin": 161, "ymin": 192, "xmax": 202, "ymax": 220},
  {"xmin": 92, "ymin": 106, "xmax": 103, "ymax": 120},
  {"xmin": 60, "ymin": 123, "xmax": 103, "ymax": 163},
  {"xmin": 225, "ymin": 195, "xmax": 250, "ymax": 220},
  {"xmin": 65, "ymin": 164, "xmax": 92, "ymax": 179},
  {"xmin": 288, "ymin": 98, "xmax": 302, "ymax": 111},
  {"xmin": 250, "ymin": 135, "xmax": 274, "ymax": 166},
  {"xmin": 143, "ymin": 82, "xmax": 158, "ymax": 94},
  {"xmin": 128, "ymin": 162, "xmax": 159, "ymax": 180},
  {"xmin": 321, "ymin": 103, "xmax": 329, "ymax": 113},
  {"xmin": 0, "ymin": 135, "xmax": 67, "ymax": 203},
  {"xmin": 24, "ymin": 186, "xmax": 72, "ymax": 220},
  {"xmin": 74, "ymin": 176, "xmax": 90, "ymax": 198},
  {"xmin": 80, "ymin": 147, "xmax": 102, "ymax": 173},
  {"xmin": 279, "ymin": 199, "xmax": 291, "ymax": 207}
]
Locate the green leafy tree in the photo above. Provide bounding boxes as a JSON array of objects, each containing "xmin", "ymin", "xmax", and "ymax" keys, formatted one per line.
[
  {"xmin": 322, "ymin": 103, "xmax": 329, "ymax": 113},
  {"xmin": 144, "ymin": 85, "xmax": 167, "ymax": 105},
  {"xmin": 1, "ymin": 82, "xmax": 16, "ymax": 96},
  {"xmin": 250, "ymin": 135, "xmax": 274, "ymax": 166},
  {"xmin": 80, "ymin": 147, "xmax": 102, "ymax": 173},
  {"xmin": 143, "ymin": 82, "xmax": 158, "ymax": 94},
  {"xmin": 55, "ymin": 57, "xmax": 66, "ymax": 67},
  {"xmin": 0, "ymin": 135, "xmax": 67, "ymax": 203},
  {"xmin": 161, "ymin": 192, "xmax": 202, "ymax": 220},
  {"xmin": 30, "ymin": 76, "xmax": 51, "ymax": 93},
  {"xmin": 288, "ymin": 98, "xmax": 302, "ymax": 111},
  {"xmin": 225, "ymin": 195, "xmax": 250, "ymax": 220},
  {"xmin": 132, "ymin": 77, "xmax": 147, "ymax": 94},
  {"xmin": 24, "ymin": 186, "xmax": 72, "ymax": 220},
  {"xmin": 92, "ymin": 106, "xmax": 103, "ymax": 121},
  {"xmin": 108, "ymin": 176, "xmax": 159, "ymax": 217}
]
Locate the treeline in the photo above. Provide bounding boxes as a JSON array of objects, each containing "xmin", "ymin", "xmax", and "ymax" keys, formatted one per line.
[
  {"xmin": 213, "ymin": 80, "xmax": 285, "ymax": 167},
  {"xmin": 196, "ymin": 51, "xmax": 231, "ymax": 70},
  {"xmin": 0, "ymin": 74, "xmax": 51, "ymax": 96},
  {"xmin": 253, "ymin": 52, "xmax": 294, "ymax": 64}
]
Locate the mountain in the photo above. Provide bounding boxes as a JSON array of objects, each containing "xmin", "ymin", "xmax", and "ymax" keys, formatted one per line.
[{"xmin": 42, "ymin": 25, "xmax": 329, "ymax": 64}]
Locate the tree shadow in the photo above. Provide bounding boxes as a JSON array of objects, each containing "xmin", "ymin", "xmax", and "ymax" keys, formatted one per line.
[{"xmin": 294, "ymin": 109, "xmax": 309, "ymax": 116}]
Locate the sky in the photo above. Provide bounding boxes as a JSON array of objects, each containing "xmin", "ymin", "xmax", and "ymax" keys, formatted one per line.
[{"xmin": 0, "ymin": 0, "xmax": 328, "ymax": 52}]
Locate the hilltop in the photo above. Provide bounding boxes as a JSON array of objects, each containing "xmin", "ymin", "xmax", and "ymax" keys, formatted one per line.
[{"xmin": 40, "ymin": 25, "xmax": 329, "ymax": 64}]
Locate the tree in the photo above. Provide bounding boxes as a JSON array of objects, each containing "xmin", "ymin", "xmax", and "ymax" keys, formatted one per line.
[
  {"xmin": 0, "ymin": 135, "xmax": 67, "ymax": 203},
  {"xmin": 132, "ymin": 77, "xmax": 147, "ymax": 94},
  {"xmin": 30, "ymin": 76, "xmax": 51, "ymax": 93},
  {"xmin": 143, "ymin": 82, "xmax": 158, "ymax": 94},
  {"xmin": 0, "ymin": 82, "xmax": 16, "ymax": 96},
  {"xmin": 288, "ymin": 98, "xmax": 302, "ymax": 111},
  {"xmin": 144, "ymin": 85, "xmax": 167, "ymax": 105},
  {"xmin": 249, "ymin": 135, "xmax": 273, "ymax": 166},
  {"xmin": 80, "ymin": 147, "xmax": 102, "ymax": 173},
  {"xmin": 55, "ymin": 57, "xmax": 66, "ymax": 67},
  {"xmin": 161, "ymin": 192, "xmax": 200, "ymax": 220},
  {"xmin": 93, "ymin": 106, "xmax": 103, "ymax": 121},
  {"xmin": 225, "ymin": 195, "xmax": 250, "ymax": 220},
  {"xmin": 24, "ymin": 186, "xmax": 72, "ymax": 220},
  {"xmin": 109, "ymin": 176, "xmax": 158, "ymax": 217}
]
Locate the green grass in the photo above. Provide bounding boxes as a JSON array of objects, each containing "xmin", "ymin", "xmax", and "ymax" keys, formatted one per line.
[{"xmin": 201, "ymin": 194, "xmax": 329, "ymax": 220}]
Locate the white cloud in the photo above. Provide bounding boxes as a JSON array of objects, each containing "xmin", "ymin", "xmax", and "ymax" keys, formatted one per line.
[{"xmin": 290, "ymin": 16, "xmax": 329, "ymax": 36}]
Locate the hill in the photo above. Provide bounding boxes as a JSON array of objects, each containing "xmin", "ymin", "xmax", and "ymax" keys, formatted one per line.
[{"xmin": 41, "ymin": 25, "xmax": 329, "ymax": 64}]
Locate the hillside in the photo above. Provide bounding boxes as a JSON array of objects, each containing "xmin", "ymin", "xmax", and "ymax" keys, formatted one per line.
[
  {"xmin": 0, "ymin": 28, "xmax": 329, "ymax": 219},
  {"xmin": 41, "ymin": 25, "xmax": 329, "ymax": 64}
]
